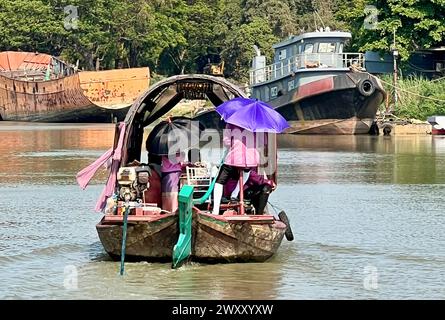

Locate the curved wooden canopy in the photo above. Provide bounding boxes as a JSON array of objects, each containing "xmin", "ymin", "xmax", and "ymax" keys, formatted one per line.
[{"xmin": 122, "ymin": 74, "xmax": 247, "ymax": 164}]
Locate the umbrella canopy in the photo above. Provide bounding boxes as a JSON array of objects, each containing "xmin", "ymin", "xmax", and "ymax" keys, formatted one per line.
[
  {"xmin": 216, "ymin": 98, "xmax": 289, "ymax": 133},
  {"xmin": 147, "ymin": 117, "xmax": 205, "ymax": 156}
]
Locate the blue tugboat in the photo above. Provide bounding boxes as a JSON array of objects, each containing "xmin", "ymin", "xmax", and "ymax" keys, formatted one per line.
[{"xmin": 249, "ymin": 29, "xmax": 386, "ymax": 134}]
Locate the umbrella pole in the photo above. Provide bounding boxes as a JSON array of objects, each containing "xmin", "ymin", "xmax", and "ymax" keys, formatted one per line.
[{"xmin": 239, "ymin": 170, "xmax": 245, "ymax": 215}]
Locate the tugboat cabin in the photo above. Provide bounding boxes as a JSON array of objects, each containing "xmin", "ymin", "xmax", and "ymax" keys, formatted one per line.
[{"xmin": 249, "ymin": 30, "xmax": 365, "ymax": 102}]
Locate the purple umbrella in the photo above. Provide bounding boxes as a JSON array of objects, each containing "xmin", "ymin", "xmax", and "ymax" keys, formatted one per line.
[{"xmin": 216, "ymin": 98, "xmax": 289, "ymax": 133}]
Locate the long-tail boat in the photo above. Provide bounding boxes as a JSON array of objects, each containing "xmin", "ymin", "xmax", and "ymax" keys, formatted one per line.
[
  {"xmin": 0, "ymin": 51, "xmax": 149, "ymax": 122},
  {"xmin": 78, "ymin": 74, "xmax": 293, "ymax": 268}
]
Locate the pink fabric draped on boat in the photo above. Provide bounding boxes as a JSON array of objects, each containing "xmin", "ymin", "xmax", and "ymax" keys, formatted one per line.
[{"xmin": 76, "ymin": 122, "xmax": 126, "ymax": 212}]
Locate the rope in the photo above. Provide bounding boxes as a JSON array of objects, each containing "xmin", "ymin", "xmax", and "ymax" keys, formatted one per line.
[
  {"xmin": 268, "ymin": 201, "xmax": 283, "ymax": 215},
  {"xmin": 378, "ymin": 77, "xmax": 445, "ymax": 103}
]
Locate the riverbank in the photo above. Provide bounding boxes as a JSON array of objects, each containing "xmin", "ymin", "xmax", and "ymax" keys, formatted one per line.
[{"xmin": 378, "ymin": 75, "xmax": 445, "ymax": 121}]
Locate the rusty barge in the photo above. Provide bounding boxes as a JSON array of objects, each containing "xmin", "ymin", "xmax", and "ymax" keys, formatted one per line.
[{"xmin": 0, "ymin": 51, "xmax": 149, "ymax": 122}]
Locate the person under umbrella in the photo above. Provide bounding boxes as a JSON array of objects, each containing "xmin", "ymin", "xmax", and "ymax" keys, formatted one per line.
[
  {"xmin": 212, "ymin": 98, "xmax": 289, "ymax": 215},
  {"xmin": 146, "ymin": 117, "xmax": 203, "ymax": 213}
]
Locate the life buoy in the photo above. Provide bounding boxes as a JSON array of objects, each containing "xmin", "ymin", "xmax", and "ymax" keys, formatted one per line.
[{"xmin": 358, "ymin": 79, "xmax": 375, "ymax": 97}]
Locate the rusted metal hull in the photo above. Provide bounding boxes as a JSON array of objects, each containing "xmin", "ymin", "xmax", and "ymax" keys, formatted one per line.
[
  {"xmin": 0, "ymin": 61, "xmax": 149, "ymax": 122},
  {"xmin": 97, "ymin": 212, "xmax": 286, "ymax": 263},
  {"xmin": 79, "ymin": 68, "xmax": 149, "ymax": 110}
]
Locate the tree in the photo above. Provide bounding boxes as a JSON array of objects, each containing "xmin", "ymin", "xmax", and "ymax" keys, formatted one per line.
[
  {"xmin": 222, "ymin": 17, "xmax": 278, "ymax": 81},
  {"xmin": 0, "ymin": 0, "xmax": 66, "ymax": 54},
  {"xmin": 337, "ymin": 0, "xmax": 445, "ymax": 59}
]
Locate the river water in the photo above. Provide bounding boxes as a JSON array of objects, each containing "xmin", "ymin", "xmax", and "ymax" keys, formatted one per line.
[{"xmin": 0, "ymin": 122, "xmax": 444, "ymax": 299}]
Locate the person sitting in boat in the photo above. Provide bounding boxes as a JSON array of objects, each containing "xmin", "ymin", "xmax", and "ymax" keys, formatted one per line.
[
  {"xmin": 212, "ymin": 123, "xmax": 261, "ymax": 215},
  {"xmin": 187, "ymin": 148, "xmax": 202, "ymax": 165},
  {"xmin": 161, "ymin": 151, "xmax": 185, "ymax": 213},
  {"xmin": 145, "ymin": 134, "xmax": 163, "ymax": 175},
  {"xmin": 224, "ymin": 169, "xmax": 276, "ymax": 215}
]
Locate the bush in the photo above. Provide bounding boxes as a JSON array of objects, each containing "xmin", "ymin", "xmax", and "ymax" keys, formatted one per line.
[{"xmin": 379, "ymin": 75, "xmax": 445, "ymax": 120}]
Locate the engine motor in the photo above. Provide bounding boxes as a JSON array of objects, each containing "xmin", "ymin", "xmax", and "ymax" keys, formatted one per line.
[{"xmin": 117, "ymin": 166, "xmax": 151, "ymax": 202}]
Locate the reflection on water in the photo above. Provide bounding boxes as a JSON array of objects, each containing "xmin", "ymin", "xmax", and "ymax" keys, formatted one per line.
[
  {"xmin": 278, "ymin": 134, "xmax": 445, "ymax": 184},
  {"xmin": 0, "ymin": 123, "xmax": 444, "ymax": 299},
  {"xmin": 0, "ymin": 123, "xmax": 115, "ymax": 185}
]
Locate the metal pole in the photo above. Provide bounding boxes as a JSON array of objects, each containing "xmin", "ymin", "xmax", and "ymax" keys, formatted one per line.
[
  {"xmin": 392, "ymin": 28, "xmax": 398, "ymax": 114},
  {"xmin": 119, "ymin": 202, "xmax": 130, "ymax": 276},
  {"xmin": 239, "ymin": 170, "xmax": 244, "ymax": 215}
]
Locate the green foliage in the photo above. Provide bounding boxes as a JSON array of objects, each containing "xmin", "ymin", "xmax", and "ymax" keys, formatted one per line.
[
  {"xmin": 380, "ymin": 75, "xmax": 445, "ymax": 120},
  {"xmin": 0, "ymin": 0, "xmax": 351, "ymax": 77},
  {"xmin": 337, "ymin": 0, "xmax": 445, "ymax": 60},
  {"xmin": 222, "ymin": 17, "xmax": 278, "ymax": 81},
  {"xmin": 0, "ymin": 0, "xmax": 66, "ymax": 53}
]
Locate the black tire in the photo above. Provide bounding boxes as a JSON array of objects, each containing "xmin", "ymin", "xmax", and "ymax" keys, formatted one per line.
[
  {"xmin": 278, "ymin": 211, "xmax": 294, "ymax": 241},
  {"xmin": 382, "ymin": 123, "xmax": 393, "ymax": 136},
  {"xmin": 358, "ymin": 79, "xmax": 375, "ymax": 97}
]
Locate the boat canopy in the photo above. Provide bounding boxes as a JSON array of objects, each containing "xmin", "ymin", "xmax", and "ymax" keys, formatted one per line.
[{"xmin": 122, "ymin": 74, "xmax": 247, "ymax": 164}]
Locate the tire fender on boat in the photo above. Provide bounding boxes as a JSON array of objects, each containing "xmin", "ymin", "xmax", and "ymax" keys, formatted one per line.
[
  {"xmin": 358, "ymin": 79, "xmax": 375, "ymax": 97},
  {"xmin": 278, "ymin": 211, "xmax": 294, "ymax": 241},
  {"xmin": 380, "ymin": 122, "xmax": 394, "ymax": 136}
]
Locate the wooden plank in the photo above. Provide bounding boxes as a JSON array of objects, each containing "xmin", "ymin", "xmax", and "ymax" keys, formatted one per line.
[{"xmin": 103, "ymin": 213, "xmax": 175, "ymax": 223}]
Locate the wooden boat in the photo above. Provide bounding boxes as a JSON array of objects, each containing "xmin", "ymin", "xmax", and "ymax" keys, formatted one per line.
[
  {"xmin": 86, "ymin": 74, "xmax": 293, "ymax": 268},
  {"xmin": 0, "ymin": 51, "xmax": 149, "ymax": 122}
]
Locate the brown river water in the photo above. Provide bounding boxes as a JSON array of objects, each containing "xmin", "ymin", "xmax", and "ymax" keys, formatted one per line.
[{"xmin": 0, "ymin": 122, "xmax": 444, "ymax": 299}]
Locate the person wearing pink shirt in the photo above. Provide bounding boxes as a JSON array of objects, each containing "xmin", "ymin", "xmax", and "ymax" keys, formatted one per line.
[
  {"xmin": 161, "ymin": 152, "xmax": 185, "ymax": 213},
  {"xmin": 212, "ymin": 123, "xmax": 262, "ymax": 215}
]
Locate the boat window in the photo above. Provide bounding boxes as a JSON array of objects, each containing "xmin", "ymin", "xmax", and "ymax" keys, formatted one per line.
[
  {"xmin": 271, "ymin": 87, "xmax": 278, "ymax": 98},
  {"xmin": 278, "ymin": 49, "xmax": 287, "ymax": 60},
  {"xmin": 304, "ymin": 43, "xmax": 314, "ymax": 53},
  {"xmin": 318, "ymin": 42, "xmax": 336, "ymax": 53},
  {"xmin": 339, "ymin": 43, "xmax": 344, "ymax": 53},
  {"xmin": 288, "ymin": 80, "xmax": 295, "ymax": 91}
]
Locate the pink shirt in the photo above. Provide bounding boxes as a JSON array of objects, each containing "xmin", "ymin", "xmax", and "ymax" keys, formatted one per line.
[
  {"xmin": 161, "ymin": 154, "xmax": 184, "ymax": 173},
  {"xmin": 223, "ymin": 124, "xmax": 261, "ymax": 168}
]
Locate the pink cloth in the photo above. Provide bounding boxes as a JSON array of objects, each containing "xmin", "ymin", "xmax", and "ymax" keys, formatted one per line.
[
  {"xmin": 223, "ymin": 124, "xmax": 260, "ymax": 168},
  {"xmin": 161, "ymin": 154, "xmax": 184, "ymax": 173},
  {"xmin": 76, "ymin": 122, "xmax": 126, "ymax": 212},
  {"xmin": 76, "ymin": 148, "xmax": 113, "ymax": 190}
]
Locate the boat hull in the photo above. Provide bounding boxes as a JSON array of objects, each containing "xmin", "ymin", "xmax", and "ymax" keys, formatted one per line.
[
  {"xmin": 96, "ymin": 214, "xmax": 178, "ymax": 261},
  {"xmin": 251, "ymin": 71, "xmax": 386, "ymax": 135},
  {"xmin": 96, "ymin": 212, "xmax": 286, "ymax": 263},
  {"xmin": 193, "ymin": 213, "xmax": 286, "ymax": 263},
  {"xmin": 0, "ymin": 66, "xmax": 148, "ymax": 123}
]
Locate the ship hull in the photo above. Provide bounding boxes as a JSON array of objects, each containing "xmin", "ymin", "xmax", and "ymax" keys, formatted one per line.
[
  {"xmin": 252, "ymin": 71, "xmax": 386, "ymax": 135},
  {"xmin": 0, "ymin": 57, "xmax": 149, "ymax": 123}
]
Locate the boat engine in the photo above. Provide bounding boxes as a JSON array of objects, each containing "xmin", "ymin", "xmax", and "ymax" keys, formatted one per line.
[{"xmin": 117, "ymin": 166, "xmax": 151, "ymax": 202}]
